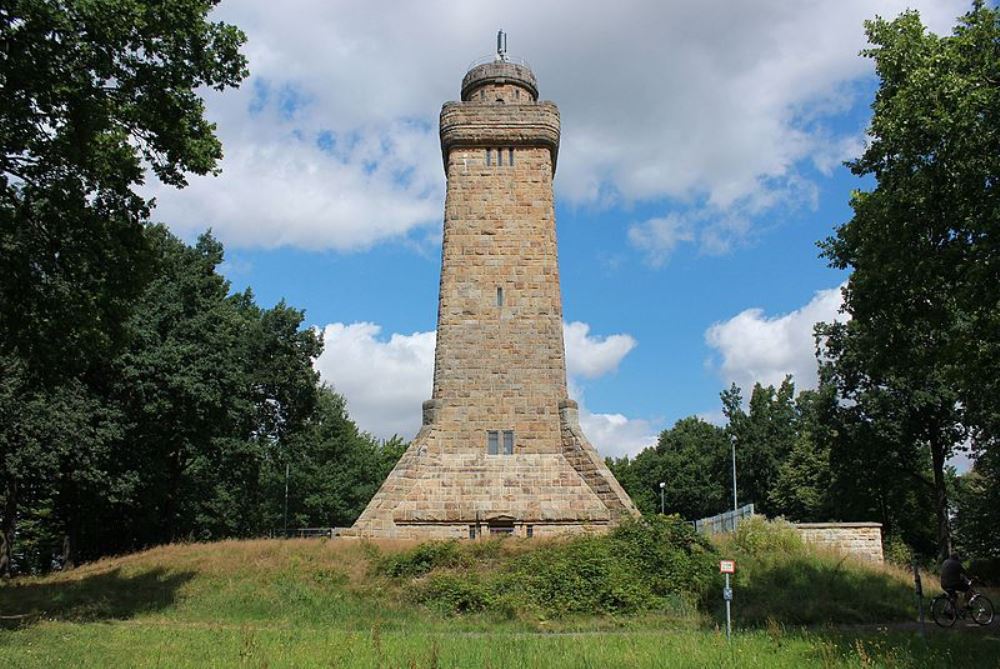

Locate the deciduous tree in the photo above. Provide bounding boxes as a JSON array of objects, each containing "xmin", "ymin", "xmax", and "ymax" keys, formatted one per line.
[{"xmin": 818, "ymin": 3, "xmax": 999, "ymax": 557}]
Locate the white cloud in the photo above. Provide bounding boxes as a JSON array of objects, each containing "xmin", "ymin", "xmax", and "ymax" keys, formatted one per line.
[
  {"xmin": 313, "ymin": 323, "xmax": 435, "ymax": 438},
  {"xmin": 563, "ymin": 321, "xmax": 636, "ymax": 379},
  {"xmin": 705, "ymin": 284, "xmax": 846, "ymax": 392},
  {"xmin": 314, "ymin": 320, "xmax": 654, "ymax": 456},
  {"xmin": 627, "ymin": 214, "xmax": 695, "ymax": 267},
  {"xmin": 147, "ymin": 0, "xmax": 964, "ymax": 252},
  {"xmin": 579, "ymin": 410, "xmax": 658, "ymax": 460}
]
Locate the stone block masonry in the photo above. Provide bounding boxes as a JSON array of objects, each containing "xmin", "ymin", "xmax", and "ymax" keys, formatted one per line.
[
  {"xmin": 346, "ymin": 55, "xmax": 638, "ymax": 539},
  {"xmin": 794, "ymin": 522, "xmax": 885, "ymax": 563}
]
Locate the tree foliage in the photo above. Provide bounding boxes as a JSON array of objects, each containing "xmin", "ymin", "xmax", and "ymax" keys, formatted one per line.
[
  {"xmin": 0, "ymin": 0, "xmax": 248, "ymax": 380},
  {"xmin": 609, "ymin": 417, "xmax": 729, "ymax": 519},
  {"xmin": 1, "ymin": 228, "xmax": 402, "ymax": 574},
  {"xmin": 817, "ymin": 2, "xmax": 1000, "ymax": 557},
  {"xmin": 722, "ymin": 378, "xmax": 798, "ymax": 517}
]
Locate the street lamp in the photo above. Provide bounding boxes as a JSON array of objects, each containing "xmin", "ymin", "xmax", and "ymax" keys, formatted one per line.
[
  {"xmin": 659, "ymin": 481, "xmax": 666, "ymax": 515},
  {"xmin": 729, "ymin": 433, "xmax": 738, "ymax": 531}
]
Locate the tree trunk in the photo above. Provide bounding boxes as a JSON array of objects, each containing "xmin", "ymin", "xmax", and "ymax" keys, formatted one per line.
[
  {"xmin": 1, "ymin": 479, "xmax": 17, "ymax": 577},
  {"xmin": 930, "ymin": 439, "xmax": 953, "ymax": 561}
]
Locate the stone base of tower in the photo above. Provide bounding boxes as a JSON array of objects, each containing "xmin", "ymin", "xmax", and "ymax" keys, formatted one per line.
[{"xmin": 344, "ymin": 400, "xmax": 639, "ymax": 540}]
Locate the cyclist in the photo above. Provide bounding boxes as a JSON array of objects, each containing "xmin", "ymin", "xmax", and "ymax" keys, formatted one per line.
[{"xmin": 940, "ymin": 551, "xmax": 972, "ymax": 608}]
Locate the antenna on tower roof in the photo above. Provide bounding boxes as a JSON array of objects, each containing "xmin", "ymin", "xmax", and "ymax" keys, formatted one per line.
[{"xmin": 496, "ymin": 29, "xmax": 508, "ymax": 62}]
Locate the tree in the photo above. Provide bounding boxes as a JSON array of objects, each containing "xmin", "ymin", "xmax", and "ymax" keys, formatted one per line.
[
  {"xmin": 818, "ymin": 3, "xmax": 999, "ymax": 557},
  {"xmin": 0, "ymin": 0, "xmax": 247, "ymax": 379},
  {"xmin": 722, "ymin": 377, "xmax": 798, "ymax": 517},
  {"xmin": 954, "ymin": 450, "xmax": 1000, "ymax": 561},
  {"xmin": 112, "ymin": 228, "xmax": 322, "ymax": 546},
  {"xmin": 608, "ymin": 417, "xmax": 730, "ymax": 520},
  {"xmin": 768, "ymin": 388, "xmax": 836, "ymax": 522},
  {"xmin": 260, "ymin": 388, "xmax": 407, "ymax": 531},
  {"xmin": 0, "ymin": 0, "xmax": 246, "ymax": 574}
]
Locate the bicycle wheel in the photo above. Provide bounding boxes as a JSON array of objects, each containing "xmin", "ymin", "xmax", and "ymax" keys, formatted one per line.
[
  {"xmin": 932, "ymin": 594, "xmax": 958, "ymax": 627},
  {"xmin": 969, "ymin": 594, "xmax": 994, "ymax": 626}
]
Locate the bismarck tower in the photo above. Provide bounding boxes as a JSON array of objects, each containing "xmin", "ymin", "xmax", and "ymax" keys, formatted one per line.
[{"xmin": 351, "ymin": 34, "xmax": 638, "ymax": 539}]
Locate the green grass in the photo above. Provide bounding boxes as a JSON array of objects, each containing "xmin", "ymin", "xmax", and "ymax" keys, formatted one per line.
[
  {"xmin": 716, "ymin": 517, "xmax": 921, "ymax": 625},
  {"xmin": 2, "ymin": 621, "xmax": 996, "ymax": 668},
  {"xmin": 1, "ymin": 522, "xmax": 998, "ymax": 668}
]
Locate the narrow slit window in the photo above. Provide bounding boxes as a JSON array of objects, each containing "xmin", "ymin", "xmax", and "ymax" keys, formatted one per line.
[
  {"xmin": 485, "ymin": 149, "xmax": 491, "ymax": 166},
  {"xmin": 487, "ymin": 430, "xmax": 499, "ymax": 455},
  {"xmin": 515, "ymin": 88, "xmax": 520, "ymax": 100},
  {"xmin": 496, "ymin": 286, "xmax": 504, "ymax": 307},
  {"xmin": 509, "ymin": 148, "xmax": 515, "ymax": 166},
  {"xmin": 468, "ymin": 525, "xmax": 477, "ymax": 540},
  {"xmin": 502, "ymin": 430, "xmax": 514, "ymax": 455}
]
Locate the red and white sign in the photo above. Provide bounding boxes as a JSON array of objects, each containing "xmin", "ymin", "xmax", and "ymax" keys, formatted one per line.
[{"xmin": 719, "ymin": 559, "xmax": 736, "ymax": 574}]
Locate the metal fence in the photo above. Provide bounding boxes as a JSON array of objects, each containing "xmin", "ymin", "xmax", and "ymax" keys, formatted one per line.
[
  {"xmin": 693, "ymin": 504, "xmax": 755, "ymax": 535},
  {"xmin": 267, "ymin": 527, "xmax": 339, "ymax": 539}
]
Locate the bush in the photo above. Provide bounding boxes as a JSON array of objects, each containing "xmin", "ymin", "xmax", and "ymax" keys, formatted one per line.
[
  {"xmin": 969, "ymin": 557, "xmax": 1000, "ymax": 586},
  {"xmin": 376, "ymin": 517, "xmax": 717, "ymax": 619},
  {"xmin": 883, "ymin": 534, "xmax": 914, "ymax": 567},
  {"xmin": 417, "ymin": 573, "xmax": 493, "ymax": 614},
  {"xmin": 731, "ymin": 516, "xmax": 803, "ymax": 557},
  {"xmin": 376, "ymin": 540, "xmax": 467, "ymax": 578},
  {"xmin": 495, "ymin": 536, "xmax": 656, "ymax": 616},
  {"xmin": 609, "ymin": 515, "xmax": 718, "ymax": 600}
]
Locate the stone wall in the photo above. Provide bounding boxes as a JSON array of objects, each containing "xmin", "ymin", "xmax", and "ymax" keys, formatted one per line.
[{"xmin": 793, "ymin": 522, "xmax": 884, "ymax": 563}]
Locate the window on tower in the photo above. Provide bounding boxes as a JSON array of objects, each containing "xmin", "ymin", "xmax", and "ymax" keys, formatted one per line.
[
  {"xmin": 487, "ymin": 430, "xmax": 514, "ymax": 455},
  {"xmin": 509, "ymin": 148, "xmax": 515, "ymax": 166},
  {"xmin": 496, "ymin": 286, "xmax": 504, "ymax": 307},
  {"xmin": 485, "ymin": 149, "xmax": 492, "ymax": 166}
]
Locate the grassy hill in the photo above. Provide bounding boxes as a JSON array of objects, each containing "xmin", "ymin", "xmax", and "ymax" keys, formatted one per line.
[{"xmin": 1, "ymin": 518, "xmax": 997, "ymax": 668}]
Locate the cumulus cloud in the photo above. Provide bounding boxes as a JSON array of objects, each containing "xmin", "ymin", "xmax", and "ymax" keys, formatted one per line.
[
  {"xmin": 313, "ymin": 323, "xmax": 435, "ymax": 439},
  {"xmin": 578, "ymin": 410, "xmax": 658, "ymax": 459},
  {"xmin": 563, "ymin": 321, "xmax": 636, "ymax": 379},
  {"xmin": 627, "ymin": 214, "xmax": 695, "ymax": 267},
  {"xmin": 314, "ymin": 320, "xmax": 654, "ymax": 456},
  {"xmin": 705, "ymin": 284, "xmax": 846, "ymax": 392},
  {"xmin": 147, "ymin": 0, "xmax": 963, "ymax": 253}
]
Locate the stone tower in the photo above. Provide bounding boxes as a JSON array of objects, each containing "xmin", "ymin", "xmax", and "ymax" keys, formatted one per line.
[{"xmin": 350, "ymin": 38, "xmax": 638, "ymax": 539}]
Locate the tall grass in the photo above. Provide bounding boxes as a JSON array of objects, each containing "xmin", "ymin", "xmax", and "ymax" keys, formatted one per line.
[
  {"xmin": 1, "ymin": 522, "xmax": 998, "ymax": 667},
  {"xmin": 714, "ymin": 516, "xmax": 917, "ymax": 625}
]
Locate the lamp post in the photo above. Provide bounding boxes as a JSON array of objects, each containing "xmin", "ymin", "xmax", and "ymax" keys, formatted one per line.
[
  {"xmin": 659, "ymin": 481, "xmax": 665, "ymax": 515},
  {"xmin": 729, "ymin": 433, "xmax": 738, "ymax": 531}
]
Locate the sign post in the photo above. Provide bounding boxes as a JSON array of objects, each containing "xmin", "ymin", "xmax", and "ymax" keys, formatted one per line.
[
  {"xmin": 912, "ymin": 558, "xmax": 925, "ymax": 638},
  {"xmin": 720, "ymin": 559, "xmax": 736, "ymax": 641}
]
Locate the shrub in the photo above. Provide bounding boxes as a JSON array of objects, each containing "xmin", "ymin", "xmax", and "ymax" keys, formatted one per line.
[
  {"xmin": 883, "ymin": 534, "xmax": 914, "ymax": 567},
  {"xmin": 969, "ymin": 557, "xmax": 1000, "ymax": 586},
  {"xmin": 416, "ymin": 573, "xmax": 493, "ymax": 614},
  {"xmin": 376, "ymin": 540, "xmax": 467, "ymax": 578},
  {"xmin": 495, "ymin": 536, "xmax": 656, "ymax": 616},
  {"xmin": 379, "ymin": 517, "xmax": 718, "ymax": 619},
  {"xmin": 731, "ymin": 516, "xmax": 803, "ymax": 556},
  {"xmin": 609, "ymin": 515, "xmax": 718, "ymax": 600}
]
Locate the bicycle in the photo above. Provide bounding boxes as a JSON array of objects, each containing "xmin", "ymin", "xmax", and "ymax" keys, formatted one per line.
[{"xmin": 931, "ymin": 578, "xmax": 995, "ymax": 628}]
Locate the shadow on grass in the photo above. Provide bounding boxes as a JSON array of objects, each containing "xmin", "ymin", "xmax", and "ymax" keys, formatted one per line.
[
  {"xmin": 0, "ymin": 567, "xmax": 195, "ymax": 626},
  {"xmin": 798, "ymin": 626, "xmax": 1000, "ymax": 669},
  {"xmin": 718, "ymin": 555, "xmax": 915, "ymax": 626}
]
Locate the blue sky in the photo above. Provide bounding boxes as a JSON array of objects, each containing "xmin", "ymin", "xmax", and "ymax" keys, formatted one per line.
[{"xmin": 146, "ymin": 0, "xmax": 970, "ymax": 457}]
